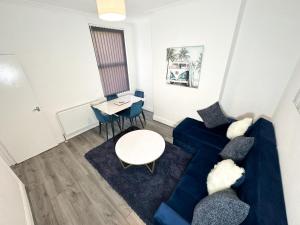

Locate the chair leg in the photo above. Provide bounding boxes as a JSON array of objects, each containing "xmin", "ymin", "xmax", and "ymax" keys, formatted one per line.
[
  {"xmin": 142, "ymin": 110, "xmax": 146, "ymax": 124},
  {"xmin": 117, "ymin": 118, "xmax": 122, "ymax": 131},
  {"xmin": 130, "ymin": 118, "xmax": 133, "ymax": 127},
  {"xmin": 122, "ymin": 117, "xmax": 125, "ymax": 130},
  {"xmin": 99, "ymin": 122, "xmax": 102, "ymax": 135},
  {"xmin": 105, "ymin": 123, "xmax": 108, "ymax": 140},
  {"xmin": 139, "ymin": 115, "xmax": 144, "ymax": 128},
  {"xmin": 111, "ymin": 121, "xmax": 115, "ymax": 137}
]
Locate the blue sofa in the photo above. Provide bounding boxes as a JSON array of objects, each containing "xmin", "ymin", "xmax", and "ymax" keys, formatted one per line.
[{"xmin": 153, "ymin": 117, "xmax": 288, "ymax": 225}]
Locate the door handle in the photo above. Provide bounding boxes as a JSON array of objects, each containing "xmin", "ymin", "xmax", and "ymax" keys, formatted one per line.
[{"xmin": 33, "ymin": 106, "xmax": 41, "ymax": 112}]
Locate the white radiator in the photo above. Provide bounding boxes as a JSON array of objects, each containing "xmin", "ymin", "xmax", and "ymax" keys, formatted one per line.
[{"xmin": 56, "ymin": 99, "xmax": 103, "ymax": 140}]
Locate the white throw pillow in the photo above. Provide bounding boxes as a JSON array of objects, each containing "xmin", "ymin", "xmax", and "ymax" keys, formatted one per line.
[
  {"xmin": 226, "ymin": 117, "xmax": 253, "ymax": 139},
  {"xmin": 207, "ymin": 159, "xmax": 245, "ymax": 195}
]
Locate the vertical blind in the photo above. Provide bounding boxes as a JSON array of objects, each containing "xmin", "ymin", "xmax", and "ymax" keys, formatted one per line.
[{"xmin": 90, "ymin": 26, "xmax": 130, "ymax": 96}]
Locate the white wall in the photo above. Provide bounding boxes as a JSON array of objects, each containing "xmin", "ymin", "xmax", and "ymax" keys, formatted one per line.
[
  {"xmin": 0, "ymin": 140, "xmax": 15, "ymax": 166},
  {"xmin": 221, "ymin": 0, "xmax": 300, "ymax": 118},
  {"xmin": 0, "ymin": 155, "xmax": 34, "ymax": 225},
  {"xmin": 149, "ymin": 0, "xmax": 241, "ymax": 126},
  {"xmin": 134, "ymin": 18, "xmax": 153, "ymax": 111},
  {"xmin": 0, "ymin": 1, "xmax": 137, "ymax": 143},
  {"xmin": 273, "ymin": 59, "xmax": 300, "ymax": 225}
]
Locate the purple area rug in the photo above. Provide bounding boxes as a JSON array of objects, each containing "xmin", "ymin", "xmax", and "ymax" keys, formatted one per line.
[{"xmin": 84, "ymin": 127, "xmax": 192, "ymax": 225}]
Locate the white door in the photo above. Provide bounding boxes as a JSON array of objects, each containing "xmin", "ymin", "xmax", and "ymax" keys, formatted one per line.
[
  {"xmin": 0, "ymin": 155, "xmax": 34, "ymax": 225},
  {"xmin": 0, "ymin": 54, "xmax": 57, "ymax": 163}
]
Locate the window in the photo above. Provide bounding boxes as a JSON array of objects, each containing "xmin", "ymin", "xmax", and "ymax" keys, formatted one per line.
[{"xmin": 90, "ymin": 26, "xmax": 129, "ymax": 96}]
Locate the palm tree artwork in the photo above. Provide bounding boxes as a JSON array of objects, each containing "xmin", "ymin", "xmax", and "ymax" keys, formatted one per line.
[
  {"xmin": 166, "ymin": 48, "xmax": 177, "ymax": 79},
  {"xmin": 166, "ymin": 46, "xmax": 204, "ymax": 89},
  {"xmin": 189, "ymin": 62, "xmax": 196, "ymax": 87},
  {"xmin": 166, "ymin": 48, "xmax": 177, "ymax": 62},
  {"xmin": 177, "ymin": 48, "xmax": 190, "ymax": 61},
  {"xmin": 195, "ymin": 54, "xmax": 203, "ymax": 72},
  {"xmin": 192, "ymin": 53, "xmax": 203, "ymax": 87}
]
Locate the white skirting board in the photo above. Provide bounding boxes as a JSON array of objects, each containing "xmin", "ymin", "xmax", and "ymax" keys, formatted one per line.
[
  {"xmin": 19, "ymin": 182, "xmax": 35, "ymax": 225},
  {"xmin": 152, "ymin": 114, "xmax": 177, "ymax": 127},
  {"xmin": 143, "ymin": 105, "xmax": 154, "ymax": 113}
]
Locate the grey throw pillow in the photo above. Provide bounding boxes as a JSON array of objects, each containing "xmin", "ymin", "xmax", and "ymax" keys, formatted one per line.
[
  {"xmin": 192, "ymin": 189, "xmax": 250, "ymax": 225},
  {"xmin": 220, "ymin": 137, "xmax": 255, "ymax": 162},
  {"xmin": 197, "ymin": 102, "xmax": 229, "ymax": 128}
]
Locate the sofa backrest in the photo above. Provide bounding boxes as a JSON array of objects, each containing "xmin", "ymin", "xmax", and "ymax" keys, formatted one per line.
[{"xmin": 239, "ymin": 118, "xmax": 288, "ymax": 225}]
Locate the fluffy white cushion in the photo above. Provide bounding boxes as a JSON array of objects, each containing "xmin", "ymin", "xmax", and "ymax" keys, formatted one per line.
[
  {"xmin": 207, "ymin": 159, "xmax": 245, "ymax": 195},
  {"xmin": 226, "ymin": 117, "xmax": 253, "ymax": 139}
]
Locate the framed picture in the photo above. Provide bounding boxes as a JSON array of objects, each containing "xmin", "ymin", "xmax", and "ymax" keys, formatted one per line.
[
  {"xmin": 166, "ymin": 46, "xmax": 204, "ymax": 88},
  {"xmin": 294, "ymin": 89, "xmax": 300, "ymax": 113}
]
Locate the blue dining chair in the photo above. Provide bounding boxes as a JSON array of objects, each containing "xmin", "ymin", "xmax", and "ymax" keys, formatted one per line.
[
  {"xmin": 91, "ymin": 106, "xmax": 121, "ymax": 140},
  {"xmin": 134, "ymin": 90, "xmax": 146, "ymax": 124},
  {"xmin": 119, "ymin": 100, "xmax": 144, "ymax": 129},
  {"xmin": 106, "ymin": 94, "xmax": 118, "ymax": 101}
]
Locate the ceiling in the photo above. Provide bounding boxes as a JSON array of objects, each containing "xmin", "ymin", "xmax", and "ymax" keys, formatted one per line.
[{"xmin": 13, "ymin": 0, "xmax": 183, "ymax": 18}]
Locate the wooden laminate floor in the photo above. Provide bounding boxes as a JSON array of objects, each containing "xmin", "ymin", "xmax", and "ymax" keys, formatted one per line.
[{"xmin": 12, "ymin": 111, "xmax": 173, "ymax": 225}]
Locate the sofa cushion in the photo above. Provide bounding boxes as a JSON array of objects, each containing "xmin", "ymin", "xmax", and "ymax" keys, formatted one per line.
[
  {"xmin": 227, "ymin": 117, "xmax": 253, "ymax": 139},
  {"xmin": 197, "ymin": 102, "xmax": 229, "ymax": 128},
  {"xmin": 220, "ymin": 137, "xmax": 255, "ymax": 162},
  {"xmin": 207, "ymin": 159, "xmax": 245, "ymax": 195},
  {"xmin": 173, "ymin": 118, "xmax": 231, "ymax": 154},
  {"xmin": 191, "ymin": 189, "xmax": 250, "ymax": 225},
  {"xmin": 167, "ymin": 147, "xmax": 221, "ymax": 222}
]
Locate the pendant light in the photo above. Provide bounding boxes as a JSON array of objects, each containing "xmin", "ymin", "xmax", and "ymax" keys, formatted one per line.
[{"xmin": 96, "ymin": 0, "xmax": 126, "ymax": 21}]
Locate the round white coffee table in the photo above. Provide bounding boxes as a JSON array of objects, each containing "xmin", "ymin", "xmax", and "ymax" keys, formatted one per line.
[{"xmin": 115, "ymin": 130, "xmax": 165, "ymax": 173}]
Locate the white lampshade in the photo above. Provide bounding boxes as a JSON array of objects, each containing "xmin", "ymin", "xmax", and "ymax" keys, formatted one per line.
[{"xmin": 96, "ymin": 0, "xmax": 126, "ymax": 21}]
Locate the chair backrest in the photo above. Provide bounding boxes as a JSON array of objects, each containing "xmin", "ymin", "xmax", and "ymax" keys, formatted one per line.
[
  {"xmin": 130, "ymin": 101, "xmax": 143, "ymax": 117},
  {"xmin": 134, "ymin": 90, "xmax": 144, "ymax": 98},
  {"xmin": 91, "ymin": 106, "xmax": 109, "ymax": 123},
  {"xmin": 106, "ymin": 94, "xmax": 118, "ymax": 101},
  {"xmin": 134, "ymin": 90, "xmax": 144, "ymax": 107}
]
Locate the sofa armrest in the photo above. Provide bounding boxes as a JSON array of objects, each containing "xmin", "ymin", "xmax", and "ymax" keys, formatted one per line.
[{"xmin": 153, "ymin": 203, "xmax": 190, "ymax": 225}]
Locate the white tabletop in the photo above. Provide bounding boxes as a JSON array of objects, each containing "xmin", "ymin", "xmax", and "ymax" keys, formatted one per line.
[
  {"xmin": 93, "ymin": 95, "xmax": 144, "ymax": 115},
  {"xmin": 115, "ymin": 130, "xmax": 165, "ymax": 165}
]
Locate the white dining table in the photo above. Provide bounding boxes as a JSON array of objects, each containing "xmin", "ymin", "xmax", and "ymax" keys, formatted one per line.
[{"xmin": 93, "ymin": 95, "xmax": 144, "ymax": 115}]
